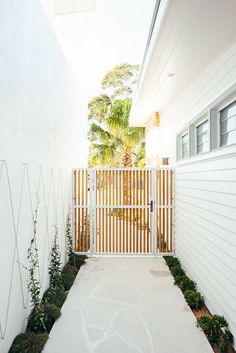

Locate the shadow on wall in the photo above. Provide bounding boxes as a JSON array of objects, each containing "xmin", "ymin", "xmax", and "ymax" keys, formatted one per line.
[{"xmin": 0, "ymin": 160, "xmax": 71, "ymax": 353}]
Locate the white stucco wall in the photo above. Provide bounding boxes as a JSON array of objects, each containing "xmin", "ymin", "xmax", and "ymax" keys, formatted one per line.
[{"xmin": 0, "ymin": 0, "xmax": 81, "ymax": 351}]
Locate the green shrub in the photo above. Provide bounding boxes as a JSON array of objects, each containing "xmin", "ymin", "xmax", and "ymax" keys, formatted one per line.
[
  {"xmin": 197, "ymin": 315, "xmax": 233, "ymax": 352},
  {"xmin": 61, "ymin": 264, "xmax": 78, "ymax": 291},
  {"xmin": 184, "ymin": 290, "xmax": 204, "ymax": 309},
  {"xmin": 69, "ymin": 252, "xmax": 87, "ymax": 270},
  {"xmin": 42, "ymin": 286, "xmax": 67, "ymax": 308},
  {"xmin": 63, "ymin": 263, "xmax": 78, "ymax": 275},
  {"xmin": 164, "ymin": 256, "xmax": 180, "ymax": 268},
  {"xmin": 170, "ymin": 265, "xmax": 185, "ymax": 277},
  {"xmin": 9, "ymin": 332, "xmax": 48, "ymax": 353},
  {"xmin": 44, "ymin": 304, "xmax": 61, "ymax": 333},
  {"xmin": 27, "ymin": 304, "xmax": 61, "ymax": 333},
  {"xmin": 197, "ymin": 315, "xmax": 228, "ymax": 343},
  {"xmin": 218, "ymin": 330, "xmax": 234, "ymax": 353},
  {"xmin": 176, "ymin": 276, "xmax": 196, "ymax": 292},
  {"xmin": 26, "ymin": 304, "xmax": 46, "ymax": 333},
  {"xmin": 174, "ymin": 275, "xmax": 185, "ymax": 285}
]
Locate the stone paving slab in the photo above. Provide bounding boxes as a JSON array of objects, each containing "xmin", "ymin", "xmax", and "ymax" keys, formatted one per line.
[{"xmin": 43, "ymin": 257, "xmax": 213, "ymax": 353}]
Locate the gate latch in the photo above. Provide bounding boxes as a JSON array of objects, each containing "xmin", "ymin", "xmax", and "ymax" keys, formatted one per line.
[{"xmin": 148, "ymin": 200, "xmax": 153, "ymax": 212}]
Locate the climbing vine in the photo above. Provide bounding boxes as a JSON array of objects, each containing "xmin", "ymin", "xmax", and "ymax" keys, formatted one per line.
[
  {"xmin": 27, "ymin": 195, "xmax": 46, "ymax": 332},
  {"xmin": 66, "ymin": 214, "xmax": 73, "ymax": 259},
  {"xmin": 48, "ymin": 226, "xmax": 62, "ymax": 288}
]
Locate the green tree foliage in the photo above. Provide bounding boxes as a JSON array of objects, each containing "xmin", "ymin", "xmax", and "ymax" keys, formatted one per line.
[{"xmin": 88, "ymin": 63, "xmax": 145, "ymax": 167}]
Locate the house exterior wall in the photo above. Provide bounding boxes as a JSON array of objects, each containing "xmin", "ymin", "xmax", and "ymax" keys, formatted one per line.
[
  {"xmin": 158, "ymin": 39, "xmax": 236, "ymax": 341},
  {"xmin": 0, "ymin": 1, "xmax": 80, "ymax": 352}
]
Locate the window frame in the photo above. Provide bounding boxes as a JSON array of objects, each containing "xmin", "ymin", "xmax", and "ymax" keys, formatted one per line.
[
  {"xmin": 180, "ymin": 131, "xmax": 189, "ymax": 159},
  {"xmin": 176, "ymin": 91, "xmax": 236, "ymax": 161},
  {"xmin": 195, "ymin": 118, "xmax": 210, "ymax": 155},
  {"xmin": 218, "ymin": 100, "xmax": 236, "ymax": 147}
]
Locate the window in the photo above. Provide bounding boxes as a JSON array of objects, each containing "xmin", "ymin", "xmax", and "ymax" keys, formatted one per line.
[
  {"xmin": 196, "ymin": 120, "xmax": 209, "ymax": 154},
  {"xmin": 181, "ymin": 133, "xmax": 189, "ymax": 159},
  {"xmin": 220, "ymin": 100, "xmax": 236, "ymax": 147},
  {"xmin": 177, "ymin": 92, "xmax": 236, "ymax": 161}
]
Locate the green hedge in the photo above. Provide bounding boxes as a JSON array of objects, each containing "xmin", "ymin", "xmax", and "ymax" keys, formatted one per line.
[
  {"xmin": 9, "ymin": 332, "xmax": 48, "ymax": 353},
  {"xmin": 42, "ymin": 286, "xmax": 67, "ymax": 308},
  {"xmin": 27, "ymin": 304, "xmax": 61, "ymax": 334},
  {"xmin": 164, "ymin": 256, "xmax": 234, "ymax": 352}
]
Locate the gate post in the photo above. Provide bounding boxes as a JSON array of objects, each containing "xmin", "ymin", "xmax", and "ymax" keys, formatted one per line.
[
  {"xmin": 89, "ymin": 169, "xmax": 95, "ymax": 256},
  {"xmin": 151, "ymin": 168, "xmax": 157, "ymax": 255}
]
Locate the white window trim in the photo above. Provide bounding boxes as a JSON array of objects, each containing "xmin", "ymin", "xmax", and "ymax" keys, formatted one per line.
[
  {"xmin": 195, "ymin": 119, "xmax": 209, "ymax": 155},
  {"xmin": 176, "ymin": 91, "xmax": 236, "ymax": 161},
  {"xmin": 177, "ymin": 129, "xmax": 190, "ymax": 160},
  {"xmin": 191, "ymin": 115, "xmax": 209, "ymax": 156}
]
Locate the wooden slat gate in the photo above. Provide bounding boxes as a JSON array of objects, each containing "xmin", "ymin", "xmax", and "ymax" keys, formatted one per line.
[{"xmin": 73, "ymin": 168, "xmax": 173, "ymax": 255}]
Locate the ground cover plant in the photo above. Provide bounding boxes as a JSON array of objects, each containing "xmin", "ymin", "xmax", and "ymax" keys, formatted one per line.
[
  {"xmin": 9, "ymin": 332, "xmax": 48, "ymax": 353},
  {"xmin": 197, "ymin": 315, "xmax": 233, "ymax": 353},
  {"xmin": 164, "ymin": 256, "xmax": 234, "ymax": 353},
  {"xmin": 42, "ymin": 286, "xmax": 67, "ymax": 308},
  {"xmin": 9, "ymin": 213, "xmax": 87, "ymax": 353}
]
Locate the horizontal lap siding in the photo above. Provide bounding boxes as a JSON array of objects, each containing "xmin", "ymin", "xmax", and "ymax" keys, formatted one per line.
[
  {"xmin": 160, "ymin": 40, "xmax": 236, "ymax": 164},
  {"xmin": 159, "ymin": 40, "xmax": 236, "ymax": 342},
  {"xmin": 175, "ymin": 156, "xmax": 236, "ymax": 340}
]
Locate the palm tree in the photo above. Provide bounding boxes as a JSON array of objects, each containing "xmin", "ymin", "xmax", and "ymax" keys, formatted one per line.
[
  {"xmin": 88, "ymin": 96, "xmax": 145, "ymax": 167},
  {"xmin": 88, "ymin": 63, "xmax": 145, "ymax": 168}
]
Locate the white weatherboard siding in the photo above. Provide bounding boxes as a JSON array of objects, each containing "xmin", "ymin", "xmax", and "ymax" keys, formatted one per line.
[
  {"xmin": 0, "ymin": 1, "xmax": 80, "ymax": 352},
  {"xmin": 160, "ymin": 39, "xmax": 236, "ymax": 162},
  {"xmin": 159, "ymin": 40, "xmax": 236, "ymax": 341},
  {"xmin": 175, "ymin": 152, "xmax": 236, "ymax": 341}
]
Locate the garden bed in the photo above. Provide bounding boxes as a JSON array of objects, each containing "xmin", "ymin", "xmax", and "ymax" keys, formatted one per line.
[{"xmin": 164, "ymin": 256, "xmax": 235, "ymax": 353}]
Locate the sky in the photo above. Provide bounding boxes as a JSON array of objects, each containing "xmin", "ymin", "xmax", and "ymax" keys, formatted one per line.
[{"xmin": 53, "ymin": 0, "xmax": 155, "ymax": 165}]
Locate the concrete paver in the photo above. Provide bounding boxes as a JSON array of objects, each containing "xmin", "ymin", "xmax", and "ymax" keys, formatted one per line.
[{"xmin": 43, "ymin": 257, "xmax": 213, "ymax": 353}]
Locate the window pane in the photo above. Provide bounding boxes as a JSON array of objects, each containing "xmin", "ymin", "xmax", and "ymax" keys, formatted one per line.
[
  {"xmin": 197, "ymin": 121, "xmax": 208, "ymax": 135},
  {"xmin": 220, "ymin": 115, "xmax": 236, "ymax": 134},
  {"xmin": 197, "ymin": 142, "xmax": 209, "ymax": 154},
  {"xmin": 220, "ymin": 100, "xmax": 236, "ymax": 146},
  {"xmin": 220, "ymin": 101, "xmax": 236, "ymax": 122},
  {"xmin": 181, "ymin": 133, "xmax": 189, "ymax": 159},
  {"xmin": 197, "ymin": 131, "xmax": 208, "ymax": 144},
  {"xmin": 196, "ymin": 120, "xmax": 209, "ymax": 154},
  {"xmin": 220, "ymin": 129, "xmax": 236, "ymax": 147}
]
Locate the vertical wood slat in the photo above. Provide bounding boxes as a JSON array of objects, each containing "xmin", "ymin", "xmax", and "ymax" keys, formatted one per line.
[
  {"xmin": 74, "ymin": 171, "xmax": 77, "ymax": 251},
  {"xmin": 73, "ymin": 168, "xmax": 173, "ymax": 255}
]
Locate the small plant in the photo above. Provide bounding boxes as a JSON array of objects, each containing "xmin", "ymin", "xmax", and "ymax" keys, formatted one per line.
[
  {"xmin": 61, "ymin": 264, "xmax": 78, "ymax": 291},
  {"xmin": 27, "ymin": 304, "xmax": 61, "ymax": 334},
  {"xmin": 175, "ymin": 276, "xmax": 196, "ymax": 292},
  {"xmin": 197, "ymin": 315, "xmax": 228, "ymax": 343},
  {"xmin": 66, "ymin": 214, "xmax": 87, "ymax": 269},
  {"xmin": 218, "ymin": 330, "xmax": 234, "ymax": 353},
  {"xmin": 170, "ymin": 265, "xmax": 185, "ymax": 277},
  {"xmin": 164, "ymin": 256, "xmax": 180, "ymax": 268},
  {"xmin": 184, "ymin": 290, "xmax": 204, "ymax": 310},
  {"xmin": 27, "ymin": 197, "xmax": 46, "ymax": 332},
  {"xmin": 69, "ymin": 252, "xmax": 87, "ymax": 270},
  {"xmin": 42, "ymin": 286, "xmax": 67, "ymax": 308},
  {"xmin": 174, "ymin": 275, "xmax": 185, "ymax": 285},
  {"xmin": 197, "ymin": 315, "xmax": 234, "ymax": 352},
  {"xmin": 66, "ymin": 214, "xmax": 73, "ymax": 259},
  {"xmin": 9, "ymin": 332, "xmax": 48, "ymax": 353},
  {"xmin": 49, "ymin": 226, "xmax": 62, "ymax": 288}
]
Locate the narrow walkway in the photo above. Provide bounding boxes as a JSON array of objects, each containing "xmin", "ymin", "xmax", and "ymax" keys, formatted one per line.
[{"xmin": 43, "ymin": 257, "xmax": 213, "ymax": 353}]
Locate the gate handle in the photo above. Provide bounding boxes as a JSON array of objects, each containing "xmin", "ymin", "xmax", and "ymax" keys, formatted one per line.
[{"xmin": 147, "ymin": 200, "xmax": 153, "ymax": 212}]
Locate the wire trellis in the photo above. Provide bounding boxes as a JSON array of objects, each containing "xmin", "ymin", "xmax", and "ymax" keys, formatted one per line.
[{"xmin": 0, "ymin": 160, "xmax": 71, "ymax": 341}]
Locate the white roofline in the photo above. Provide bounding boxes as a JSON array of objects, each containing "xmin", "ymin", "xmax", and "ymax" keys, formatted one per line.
[{"xmin": 129, "ymin": 0, "xmax": 170, "ymax": 126}]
